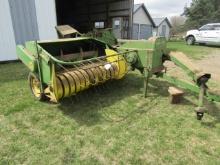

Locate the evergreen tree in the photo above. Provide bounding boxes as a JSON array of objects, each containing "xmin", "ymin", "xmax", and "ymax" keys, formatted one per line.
[{"xmin": 184, "ymin": 0, "xmax": 220, "ymax": 28}]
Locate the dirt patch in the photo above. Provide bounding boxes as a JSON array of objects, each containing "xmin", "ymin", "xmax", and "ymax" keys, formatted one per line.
[
  {"xmin": 195, "ymin": 54, "xmax": 220, "ymax": 83},
  {"xmin": 169, "ymin": 51, "xmax": 202, "ymax": 74},
  {"xmin": 164, "ymin": 52, "xmax": 220, "ymax": 95},
  {"xmin": 165, "ymin": 52, "xmax": 220, "ymax": 84},
  {"xmin": 164, "ymin": 61, "xmax": 193, "ymax": 83}
]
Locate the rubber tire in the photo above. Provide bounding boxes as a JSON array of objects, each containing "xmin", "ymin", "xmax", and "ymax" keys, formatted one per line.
[
  {"xmin": 186, "ymin": 36, "xmax": 195, "ymax": 45},
  {"xmin": 28, "ymin": 73, "xmax": 47, "ymax": 101}
]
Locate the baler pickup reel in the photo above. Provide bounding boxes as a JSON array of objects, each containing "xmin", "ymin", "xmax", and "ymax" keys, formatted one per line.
[{"xmin": 49, "ymin": 49, "xmax": 129, "ymax": 102}]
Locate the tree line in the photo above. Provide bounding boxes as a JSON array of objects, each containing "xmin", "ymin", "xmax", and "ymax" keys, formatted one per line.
[
  {"xmin": 184, "ymin": 0, "xmax": 220, "ymax": 29},
  {"xmin": 170, "ymin": 0, "xmax": 220, "ymax": 35}
]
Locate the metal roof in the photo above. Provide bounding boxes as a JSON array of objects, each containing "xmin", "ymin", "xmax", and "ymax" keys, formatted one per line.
[
  {"xmin": 153, "ymin": 18, "xmax": 165, "ymax": 26},
  {"xmin": 133, "ymin": 4, "xmax": 142, "ymax": 13},
  {"xmin": 133, "ymin": 3, "xmax": 156, "ymax": 27},
  {"xmin": 153, "ymin": 17, "xmax": 172, "ymax": 28}
]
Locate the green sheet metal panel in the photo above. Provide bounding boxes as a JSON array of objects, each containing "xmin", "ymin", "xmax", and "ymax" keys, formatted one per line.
[
  {"xmin": 118, "ymin": 38, "xmax": 166, "ymax": 70},
  {"xmin": 16, "ymin": 45, "xmax": 37, "ymax": 72}
]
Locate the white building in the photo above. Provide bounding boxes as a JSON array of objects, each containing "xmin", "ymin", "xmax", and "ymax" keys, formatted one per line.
[
  {"xmin": 153, "ymin": 18, "xmax": 172, "ymax": 40},
  {"xmin": 132, "ymin": 4, "xmax": 155, "ymax": 40}
]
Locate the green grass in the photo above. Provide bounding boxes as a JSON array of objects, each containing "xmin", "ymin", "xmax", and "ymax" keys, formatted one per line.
[
  {"xmin": 167, "ymin": 41, "xmax": 220, "ymax": 60},
  {"xmin": 1, "ymin": 62, "xmax": 220, "ymax": 165}
]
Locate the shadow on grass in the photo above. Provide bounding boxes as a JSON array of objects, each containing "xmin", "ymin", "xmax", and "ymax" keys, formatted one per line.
[
  {"xmin": 58, "ymin": 74, "xmax": 200, "ymax": 126},
  {"xmin": 0, "ymin": 62, "xmax": 28, "ymax": 84},
  {"xmin": 58, "ymin": 74, "xmax": 143, "ymax": 126},
  {"xmin": 191, "ymin": 43, "xmax": 220, "ymax": 48},
  {"xmin": 149, "ymin": 79, "xmax": 196, "ymax": 106},
  {"xmin": 204, "ymin": 44, "xmax": 220, "ymax": 49},
  {"xmin": 201, "ymin": 101, "xmax": 220, "ymax": 128}
]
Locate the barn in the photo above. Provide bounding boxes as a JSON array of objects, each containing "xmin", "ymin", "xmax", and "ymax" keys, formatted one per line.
[{"xmin": 0, "ymin": 0, "xmax": 134, "ymax": 61}]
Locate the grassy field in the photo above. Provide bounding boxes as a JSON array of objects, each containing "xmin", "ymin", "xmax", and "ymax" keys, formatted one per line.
[
  {"xmin": 167, "ymin": 41, "xmax": 220, "ymax": 59},
  {"xmin": 1, "ymin": 43, "xmax": 220, "ymax": 164}
]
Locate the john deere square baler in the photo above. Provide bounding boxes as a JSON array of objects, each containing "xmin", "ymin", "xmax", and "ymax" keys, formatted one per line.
[{"xmin": 17, "ymin": 34, "xmax": 220, "ymax": 120}]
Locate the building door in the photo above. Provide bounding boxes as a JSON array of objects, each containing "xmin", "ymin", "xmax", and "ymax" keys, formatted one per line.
[
  {"xmin": 112, "ymin": 17, "xmax": 123, "ymax": 39},
  {"xmin": 132, "ymin": 24, "xmax": 139, "ymax": 39},
  {"xmin": 161, "ymin": 25, "xmax": 166, "ymax": 37},
  {"xmin": 122, "ymin": 17, "xmax": 129, "ymax": 39},
  {"xmin": 140, "ymin": 24, "xmax": 152, "ymax": 39},
  {"xmin": 8, "ymin": 0, "xmax": 39, "ymax": 45}
]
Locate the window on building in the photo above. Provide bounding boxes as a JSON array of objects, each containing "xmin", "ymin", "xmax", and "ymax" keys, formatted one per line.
[
  {"xmin": 95, "ymin": 22, "xmax": 105, "ymax": 29},
  {"xmin": 114, "ymin": 20, "xmax": 121, "ymax": 29}
]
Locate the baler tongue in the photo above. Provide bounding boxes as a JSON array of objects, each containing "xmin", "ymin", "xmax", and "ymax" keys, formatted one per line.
[
  {"xmin": 168, "ymin": 51, "xmax": 210, "ymax": 82},
  {"xmin": 166, "ymin": 51, "xmax": 220, "ymax": 120}
]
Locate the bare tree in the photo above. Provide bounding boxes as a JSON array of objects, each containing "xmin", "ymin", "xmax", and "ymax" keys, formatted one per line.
[{"xmin": 170, "ymin": 16, "xmax": 186, "ymax": 35}]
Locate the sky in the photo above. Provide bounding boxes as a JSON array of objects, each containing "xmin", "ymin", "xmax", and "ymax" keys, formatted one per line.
[{"xmin": 134, "ymin": 0, "xmax": 192, "ymax": 18}]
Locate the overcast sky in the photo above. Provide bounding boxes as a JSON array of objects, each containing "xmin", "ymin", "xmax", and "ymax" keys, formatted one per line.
[{"xmin": 134, "ymin": 0, "xmax": 192, "ymax": 18}]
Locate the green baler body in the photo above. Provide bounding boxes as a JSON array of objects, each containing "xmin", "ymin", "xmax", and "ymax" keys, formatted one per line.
[
  {"xmin": 17, "ymin": 37, "xmax": 107, "ymax": 85},
  {"xmin": 118, "ymin": 38, "xmax": 167, "ymax": 74},
  {"xmin": 16, "ymin": 35, "xmax": 170, "ymax": 90},
  {"xmin": 17, "ymin": 41, "xmax": 51, "ymax": 84}
]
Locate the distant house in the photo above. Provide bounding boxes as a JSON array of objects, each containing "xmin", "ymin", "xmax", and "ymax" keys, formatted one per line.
[
  {"xmin": 153, "ymin": 17, "xmax": 172, "ymax": 39},
  {"xmin": 132, "ymin": 4, "xmax": 155, "ymax": 40}
]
